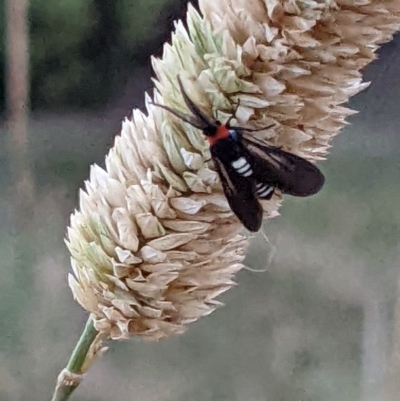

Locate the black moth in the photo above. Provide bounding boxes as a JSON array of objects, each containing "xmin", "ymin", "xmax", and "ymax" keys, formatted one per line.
[{"xmin": 151, "ymin": 76, "xmax": 325, "ymax": 232}]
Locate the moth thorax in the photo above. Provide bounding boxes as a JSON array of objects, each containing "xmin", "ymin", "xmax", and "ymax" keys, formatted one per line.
[
  {"xmin": 228, "ymin": 129, "xmax": 238, "ymax": 140},
  {"xmin": 231, "ymin": 157, "xmax": 253, "ymax": 177}
]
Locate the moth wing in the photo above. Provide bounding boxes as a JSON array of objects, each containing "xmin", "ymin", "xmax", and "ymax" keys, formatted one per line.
[
  {"xmin": 212, "ymin": 156, "xmax": 263, "ymax": 232},
  {"xmin": 240, "ymin": 133, "xmax": 325, "ymax": 197}
]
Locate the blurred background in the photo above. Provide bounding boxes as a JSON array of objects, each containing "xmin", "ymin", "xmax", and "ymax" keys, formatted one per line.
[{"xmin": 1, "ymin": 1, "xmax": 400, "ymax": 400}]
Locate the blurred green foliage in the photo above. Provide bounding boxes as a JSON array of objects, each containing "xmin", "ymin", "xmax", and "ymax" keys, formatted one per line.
[
  {"xmin": 29, "ymin": 0, "xmax": 98, "ymax": 109},
  {"xmin": 117, "ymin": 0, "xmax": 174, "ymax": 53},
  {"xmin": 0, "ymin": 0, "xmax": 174, "ymax": 112}
]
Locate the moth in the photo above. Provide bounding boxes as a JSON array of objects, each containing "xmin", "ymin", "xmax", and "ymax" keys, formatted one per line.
[{"xmin": 151, "ymin": 76, "xmax": 325, "ymax": 232}]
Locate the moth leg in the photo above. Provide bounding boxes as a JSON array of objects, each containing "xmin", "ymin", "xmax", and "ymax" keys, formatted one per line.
[
  {"xmin": 229, "ymin": 123, "xmax": 276, "ymax": 133},
  {"xmin": 226, "ymin": 99, "xmax": 241, "ymax": 127}
]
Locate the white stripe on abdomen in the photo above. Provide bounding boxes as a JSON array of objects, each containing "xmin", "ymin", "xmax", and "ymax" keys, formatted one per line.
[
  {"xmin": 232, "ymin": 157, "xmax": 253, "ymax": 177},
  {"xmin": 255, "ymin": 183, "xmax": 274, "ymax": 198}
]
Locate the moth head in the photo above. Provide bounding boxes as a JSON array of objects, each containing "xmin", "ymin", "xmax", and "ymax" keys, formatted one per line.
[{"xmin": 202, "ymin": 122, "xmax": 220, "ymax": 137}]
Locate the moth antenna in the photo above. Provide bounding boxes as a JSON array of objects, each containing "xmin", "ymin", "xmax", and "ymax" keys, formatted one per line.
[
  {"xmin": 150, "ymin": 101, "xmax": 204, "ymax": 129},
  {"xmin": 176, "ymin": 75, "xmax": 217, "ymax": 128}
]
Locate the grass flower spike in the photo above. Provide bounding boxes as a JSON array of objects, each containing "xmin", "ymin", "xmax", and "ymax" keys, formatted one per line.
[
  {"xmin": 53, "ymin": 1, "xmax": 400, "ymax": 400},
  {"xmin": 67, "ymin": 0, "xmax": 400, "ymax": 342}
]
